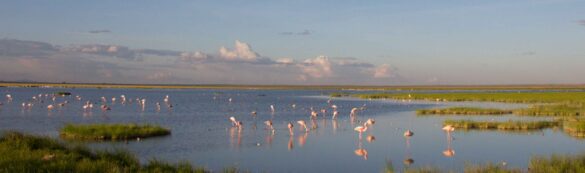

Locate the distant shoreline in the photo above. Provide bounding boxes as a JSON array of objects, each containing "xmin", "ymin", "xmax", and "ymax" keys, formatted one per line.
[{"xmin": 2, "ymin": 82, "xmax": 585, "ymax": 90}]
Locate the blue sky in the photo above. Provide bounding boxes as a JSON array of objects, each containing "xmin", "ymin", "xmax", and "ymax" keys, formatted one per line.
[{"xmin": 1, "ymin": 0, "xmax": 584, "ymax": 85}]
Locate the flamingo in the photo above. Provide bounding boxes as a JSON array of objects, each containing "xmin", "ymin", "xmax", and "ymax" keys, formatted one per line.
[
  {"xmin": 350, "ymin": 107, "xmax": 359, "ymax": 116},
  {"xmin": 251, "ymin": 111, "xmax": 257, "ymax": 116},
  {"xmin": 310, "ymin": 110, "xmax": 318, "ymax": 118},
  {"xmin": 101, "ymin": 96, "xmax": 106, "ymax": 103},
  {"xmin": 229, "ymin": 116, "xmax": 243, "ymax": 128},
  {"xmin": 164, "ymin": 95, "xmax": 169, "ymax": 103},
  {"xmin": 270, "ymin": 105, "xmax": 275, "ymax": 113},
  {"xmin": 111, "ymin": 97, "xmax": 116, "ymax": 104},
  {"xmin": 47, "ymin": 104, "xmax": 54, "ymax": 110},
  {"xmin": 288, "ymin": 122, "xmax": 294, "ymax": 135},
  {"xmin": 366, "ymin": 118, "xmax": 375, "ymax": 126},
  {"xmin": 442, "ymin": 125, "xmax": 456, "ymax": 157},
  {"xmin": 101, "ymin": 105, "xmax": 111, "ymax": 111},
  {"xmin": 228, "ymin": 98, "xmax": 233, "ymax": 103},
  {"xmin": 264, "ymin": 120, "xmax": 274, "ymax": 131},
  {"xmin": 442, "ymin": 125, "xmax": 455, "ymax": 132},
  {"xmin": 297, "ymin": 120, "xmax": 309, "ymax": 132},
  {"xmin": 229, "ymin": 116, "xmax": 238, "ymax": 126},
  {"xmin": 6, "ymin": 94, "xmax": 12, "ymax": 100},
  {"xmin": 331, "ymin": 104, "xmax": 338, "ymax": 110},
  {"xmin": 332, "ymin": 110, "xmax": 339, "ymax": 119},
  {"xmin": 354, "ymin": 122, "xmax": 369, "ymax": 139},
  {"xmin": 291, "ymin": 104, "xmax": 296, "ymax": 109},
  {"xmin": 404, "ymin": 130, "xmax": 414, "ymax": 137},
  {"xmin": 156, "ymin": 102, "xmax": 161, "ymax": 112}
]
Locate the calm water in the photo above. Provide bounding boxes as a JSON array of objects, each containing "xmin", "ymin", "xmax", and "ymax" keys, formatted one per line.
[{"xmin": 0, "ymin": 88, "xmax": 584, "ymax": 172}]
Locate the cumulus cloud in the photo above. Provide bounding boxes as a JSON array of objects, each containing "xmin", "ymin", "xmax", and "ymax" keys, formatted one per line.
[
  {"xmin": 88, "ymin": 29, "xmax": 111, "ymax": 34},
  {"xmin": 0, "ymin": 39, "xmax": 400, "ymax": 85},
  {"xmin": 63, "ymin": 44, "xmax": 140, "ymax": 61},
  {"xmin": 372, "ymin": 64, "xmax": 394, "ymax": 78},
  {"xmin": 179, "ymin": 40, "xmax": 275, "ymax": 65},
  {"xmin": 298, "ymin": 56, "xmax": 333, "ymax": 78},
  {"xmin": 218, "ymin": 40, "xmax": 260, "ymax": 61}
]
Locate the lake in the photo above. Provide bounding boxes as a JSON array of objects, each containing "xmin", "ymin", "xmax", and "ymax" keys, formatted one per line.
[{"xmin": 0, "ymin": 88, "xmax": 583, "ymax": 172}]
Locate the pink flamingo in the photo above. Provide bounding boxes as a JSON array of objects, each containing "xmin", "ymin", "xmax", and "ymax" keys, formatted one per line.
[{"xmin": 297, "ymin": 120, "xmax": 309, "ymax": 132}]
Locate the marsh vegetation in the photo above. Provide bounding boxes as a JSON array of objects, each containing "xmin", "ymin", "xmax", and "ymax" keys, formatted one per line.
[{"xmin": 60, "ymin": 124, "xmax": 170, "ymax": 141}]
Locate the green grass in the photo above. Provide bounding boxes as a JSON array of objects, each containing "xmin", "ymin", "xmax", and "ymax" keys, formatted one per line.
[
  {"xmin": 464, "ymin": 163, "xmax": 521, "ymax": 173},
  {"xmin": 514, "ymin": 103, "xmax": 585, "ymax": 117},
  {"xmin": 60, "ymin": 123, "xmax": 171, "ymax": 140},
  {"xmin": 443, "ymin": 120, "xmax": 560, "ymax": 130},
  {"xmin": 529, "ymin": 153, "xmax": 585, "ymax": 173},
  {"xmin": 353, "ymin": 92, "xmax": 585, "ymax": 117},
  {"xmin": 0, "ymin": 131, "xmax": 207, "ymax": 173},
  {"xmin": 417, "ymin": 107, "xmax": 512, "ymax": 115}
]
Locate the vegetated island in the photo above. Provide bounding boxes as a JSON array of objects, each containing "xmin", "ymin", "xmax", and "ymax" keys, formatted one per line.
[
  {"xmin": 60, "ymin": 123, "xmax": 170, "ymax": 141},
  {"xmin": 347, "ymin": 92, "xmax": 585, "ymax": 116}
]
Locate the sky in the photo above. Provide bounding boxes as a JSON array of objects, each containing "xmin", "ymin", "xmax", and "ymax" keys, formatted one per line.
[{"xmin": 1, "ymin": 0, "xmax": 584, "ymax": 85}]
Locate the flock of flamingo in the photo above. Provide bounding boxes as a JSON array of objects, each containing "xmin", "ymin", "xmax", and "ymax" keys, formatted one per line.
[
  {"xmin": 0, "ymin": 93, "xmax": 173, "ymax": 114},
  {"xmin": 225, "ymin": 97, "xmax": 457, "ymax": 161},
  {"xmin": 1, "ymin": 92, "xmax": 457, "ymax": 162}
]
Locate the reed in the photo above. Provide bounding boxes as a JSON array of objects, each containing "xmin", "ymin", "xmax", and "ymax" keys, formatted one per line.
[{"xmin": 60, "ymin": 123, "xmax": 170, "ymax": 140}]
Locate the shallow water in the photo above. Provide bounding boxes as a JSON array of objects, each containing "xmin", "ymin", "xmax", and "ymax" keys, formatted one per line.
[{"xmin": 0, "ymin": 88, "xmax": 583, "ymax": 172}]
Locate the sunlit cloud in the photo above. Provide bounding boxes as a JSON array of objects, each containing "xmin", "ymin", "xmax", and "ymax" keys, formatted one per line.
[{"xmin": 0, "ymin": 39, "xmax": 400, "ymax": 85}]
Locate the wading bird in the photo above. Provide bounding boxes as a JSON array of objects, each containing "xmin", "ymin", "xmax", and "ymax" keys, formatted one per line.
[
  {"xmin": 288, "ymin": 122, "xmax": 294, "ymax": 135},
  {"xmin": 297, "ymin": 120, "xmax": 309, "ymax": 132},
  {"xmin": 264, "ymin": 120, "xmax": 274, "ymax": 131},
  {"xmin": 229, "ymin": 116, "xmax": 243, "ymax": 128},
  {"xmin": 354, "ymin": 122, "xmax": 371, "ymax": 139},
  {"xmin": 404, "ymin": 130, "xmax": 414, "ymax": 137}
]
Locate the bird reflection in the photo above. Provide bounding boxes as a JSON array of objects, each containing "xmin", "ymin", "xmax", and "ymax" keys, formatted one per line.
[
  {"xmin": 354, "ymin": 138, "xmax": 368, "ymax": 160},
  {"xmin": 366, "ymin": 135, "xmax": 376, "ymax": 143},
  {"xmin": 229, "ymin": 127, "xmax": 242, "ymax": 150},
  {"xmin": 443, "ymin": 125, "xmax": 456, "ymax": 157},
  {"xmin": 332, "ymin": 119, "xmax": 338, "ymax": 133},
  {"xmin": 404, "ymin": 136, "xmax": 414, "ymax": 166},
  {"xmin": 297, "ymin": 132, "xmax": 308, "ymax": 147},
  {"xmin": 288, "ymin": 136, "xmax": 294, "ymax": 151}
]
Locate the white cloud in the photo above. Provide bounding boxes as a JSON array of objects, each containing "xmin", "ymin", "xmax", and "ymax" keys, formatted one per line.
[
  {"xmin": 373, "ymin": 64, "xmax": 393, "ymax": 78},
  {"xmin": 218, "ymin": 40, "xmax": 260, "ymax": 61},
  {"xmin": 298, "ymin": 55, "xmax": 333, "ymax": 78},
  {"xmin": 0, "ymin": 39, "xmax": 400, "ymax": 85}
]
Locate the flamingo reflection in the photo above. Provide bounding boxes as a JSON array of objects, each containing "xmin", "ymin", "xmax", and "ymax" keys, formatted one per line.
[
  {"xmin": 297, "ymin": 131, "xmax": 308, "ymax": 147},
  {"xmin": 404, "ymin": 136, "xmax": 414, "ymax": 166},
  {"xmin": 288, "ymin": 135, "xmax": 294, "ymax": 151},
  {"xmin": 354, "ymin": 138, "xmax": 368, "ymax": 160}
]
